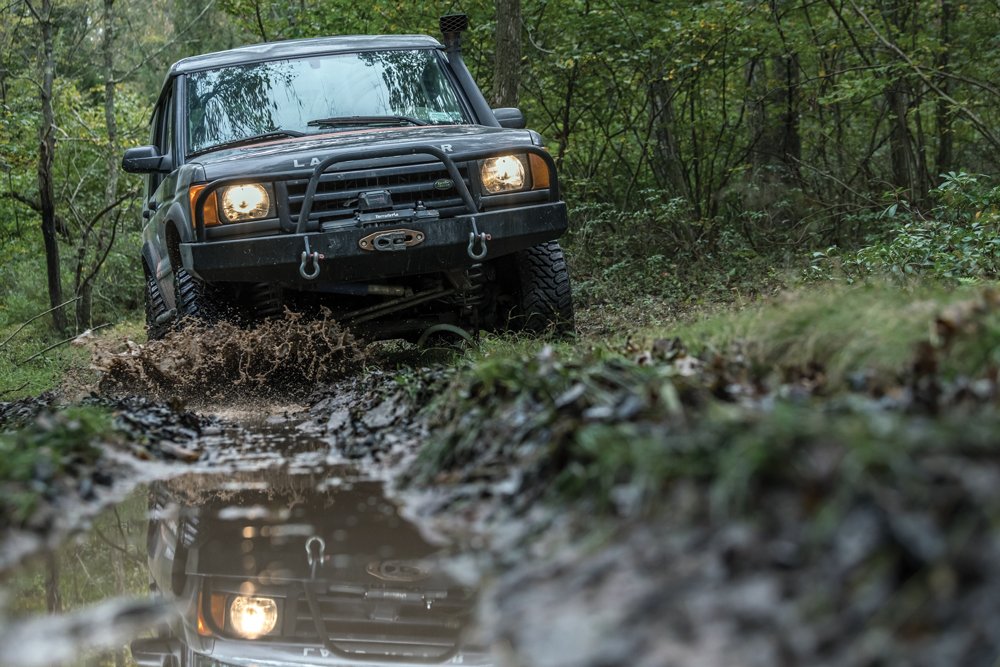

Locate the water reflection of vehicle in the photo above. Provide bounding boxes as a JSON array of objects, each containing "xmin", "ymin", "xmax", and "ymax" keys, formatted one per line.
[{"xmin": 131, "ymin": 473, "xmax": 491, "ymax": 667}]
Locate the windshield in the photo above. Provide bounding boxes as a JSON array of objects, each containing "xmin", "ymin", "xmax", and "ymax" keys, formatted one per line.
[{"xmin": 185, "ymin": 49, "xmax": 466, "ymax": 155}]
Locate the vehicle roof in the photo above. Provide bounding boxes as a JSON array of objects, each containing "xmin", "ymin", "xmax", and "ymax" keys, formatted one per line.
[{"xmin": 168, "ymin": 34, "xmax": 444, "ymax": 76}]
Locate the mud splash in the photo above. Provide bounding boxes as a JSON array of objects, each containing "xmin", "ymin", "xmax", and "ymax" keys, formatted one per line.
[{"xmin": 94, "ymin": 310, "xmax": 365, "ymax": 399}]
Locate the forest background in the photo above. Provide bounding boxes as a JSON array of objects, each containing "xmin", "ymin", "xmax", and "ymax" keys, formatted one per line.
[{"xmin": 2, "ymin": 0, "xmax": 1000, "ymax": 385}]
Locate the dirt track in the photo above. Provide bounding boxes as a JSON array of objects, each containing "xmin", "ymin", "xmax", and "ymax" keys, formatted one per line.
[{"xmin": 3, "ymin": 319, "xmax": 1000, "ymax": 666}]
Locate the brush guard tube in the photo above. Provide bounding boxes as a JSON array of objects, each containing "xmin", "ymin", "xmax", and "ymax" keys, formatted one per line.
[
  {"xmin": 187, "ymin": 145, "xmax": 564, "ymax": 284},
  {"xmin": 192, "ymin": 144, "xmax": 560, "ymax": 241}
]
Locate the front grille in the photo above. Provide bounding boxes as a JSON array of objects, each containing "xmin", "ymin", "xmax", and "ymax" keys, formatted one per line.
[
  {"xmin": 286, "ymin": 162, "xmax": 471, "ymax": 227},
  {"xmin": 290, "ymin": 585, "xmax": 473, "ymax": 660}
]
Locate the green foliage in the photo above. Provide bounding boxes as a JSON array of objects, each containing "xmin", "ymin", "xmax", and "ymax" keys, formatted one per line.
[
  {"xmin": 0, "ymin": 406, "xmax": 111, "ymax": 524},
  {"xmin": 565, "ymin": 196, "xmax": 785, "ymax": 309},
  {"xmin": 812, "ymin": 174, "xmax": 1000, "ymax": 282}
]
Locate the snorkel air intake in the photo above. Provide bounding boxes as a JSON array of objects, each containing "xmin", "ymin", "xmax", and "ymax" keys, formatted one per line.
[{"xmin": 439, "ymin": 14, "xmax": 499, "ymax": 127}]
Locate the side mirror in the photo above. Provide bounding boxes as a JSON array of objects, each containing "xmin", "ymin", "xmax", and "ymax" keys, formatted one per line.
[
  {"xmin": 130, "ymin": 638, "xmax": 181, "ymax": 667},
  {"xmin": 493, "ymin": 107, "xmax": 526, "ymax": 129},
  {"xmin": 122, "ymin": 146, "xmax": 171, "ymax": 174}
]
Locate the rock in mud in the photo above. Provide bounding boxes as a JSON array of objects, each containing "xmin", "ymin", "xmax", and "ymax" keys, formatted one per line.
[{"xmin": 0, "ymin": 392, "xmax": 59, "ymax": 428}]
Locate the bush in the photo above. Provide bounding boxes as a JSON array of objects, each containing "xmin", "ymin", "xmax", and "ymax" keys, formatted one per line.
[
  {"xmin": 811, "ymin": 173, "xmax": 1000, "ymax": 282},
  {"xmin": 564, "ymin": 193, "xmax": 785, "ymax": 307}
]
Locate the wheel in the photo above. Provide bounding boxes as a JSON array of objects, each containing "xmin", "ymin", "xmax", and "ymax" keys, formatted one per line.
[
  {"xmin": 506, "ymin": 240, "xmax": 575, "ymax": 335},
  {"xmin": 175, "ymin": 268, "xmax": 221, "ymax": 322},
  {"xmin": 145, "ymin": 273, "xmax": 172, "ymax": 340},
  {"xmin": 248, "ymin": 282, "xmax": 284, "ymax": 321}
]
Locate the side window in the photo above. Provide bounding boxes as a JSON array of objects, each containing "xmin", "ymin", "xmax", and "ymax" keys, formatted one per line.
[
  {"xmin": 149, "ymin": 93, "xmax": 174, "ymax": 196},
  {"xmin": 159, "ymin": 94, "xmax": 174, "ymax": 157},
  {"xmin": 145, "ymin": 106, "xmax": 161, "ymax": 201}
]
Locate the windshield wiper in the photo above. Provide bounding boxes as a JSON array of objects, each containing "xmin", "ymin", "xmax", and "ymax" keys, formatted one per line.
[
  {"xmin": 306, "ymin": 115, "xmax": 429, "ymax": 128},
  {"xmin": 189, "ymin": 129, "xmax": 305, "ymax": 157}
]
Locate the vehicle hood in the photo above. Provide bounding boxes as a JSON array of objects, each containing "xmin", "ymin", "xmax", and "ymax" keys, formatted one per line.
[{"xmin": 190, "ymin": 125, "xmax": 539, "ymax": 181}]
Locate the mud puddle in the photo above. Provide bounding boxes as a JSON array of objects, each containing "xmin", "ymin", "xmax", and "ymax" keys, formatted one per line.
[{"xmin": 0, "ymin": 418, "xmax": 489, "ymax": 667}]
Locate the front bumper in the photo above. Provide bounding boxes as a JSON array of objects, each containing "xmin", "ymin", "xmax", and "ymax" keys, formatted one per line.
[{"xmin": 181, "ymin": 202, "xmax": 567, "ymax": 284}]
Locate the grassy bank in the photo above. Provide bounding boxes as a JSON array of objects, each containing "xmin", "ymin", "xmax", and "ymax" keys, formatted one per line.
[
  {"xmin": 0, "ymin": 318, "xmax": 145, "ymax": 400},
  {"xmin": 410, "ymin": 280, "xmax": 1000, "ymax": 510},
  {"xmin": 396, "ymin": 281, "xmax": 1000, "ymax": 667}
]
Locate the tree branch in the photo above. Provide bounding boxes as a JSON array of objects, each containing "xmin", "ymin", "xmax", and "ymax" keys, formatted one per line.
[{"xmin": 848, "ymin": 0, "xmax": 1000, "ymax": 152}]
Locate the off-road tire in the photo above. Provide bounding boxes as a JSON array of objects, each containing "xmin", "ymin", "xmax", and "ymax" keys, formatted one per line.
[
  {"xmin": 509, "ymin": 240, "xmax": 575, "ymax": 335},
  {"xmin": 144, "ymin": 274, "xmax": 171, "ymax": 340},
  {"xmin": 249, "ymin": 282, "xmax": 284, "ymax": 321},
  {"xmin": 175, "ymin": 268, "xmax": 220, "ymax": 322}
]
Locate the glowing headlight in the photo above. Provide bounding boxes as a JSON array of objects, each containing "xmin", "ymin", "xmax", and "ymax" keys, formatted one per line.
[
  {"xmin": 220, "ymin": 183, "xmax": 271, "ymax": 222},
  {"xmin": 229, "ymin": 596, "xmax": 278, "ymax": 639},
  {"xmin": 480, "ymin": 155, "xmax": 526, "ymax": 194}
]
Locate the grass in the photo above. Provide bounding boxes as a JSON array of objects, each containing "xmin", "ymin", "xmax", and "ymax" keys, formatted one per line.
[
  {"xmin": 654, "ymin": 280, "xmax": 1000, "ymax": 386},
  {"xmin": 0, "ymin": 317, "xmax": 145, "ymax": 400},
  {"xmin": 408, "ymin": 278, "xmax": 1000, "ymax": 516}
]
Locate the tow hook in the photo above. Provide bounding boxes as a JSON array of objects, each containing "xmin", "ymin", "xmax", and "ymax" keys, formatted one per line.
[
  {"xmin": 299, "ymin": 237, "xmax": 324, "ymax": 280},
  {"xmin": 467, "ymin": 217, "xmax": 491, "ymax": 260},
  {"xmin": 305, "ymin": 536, "xmax": 326, "ymax": 579}
]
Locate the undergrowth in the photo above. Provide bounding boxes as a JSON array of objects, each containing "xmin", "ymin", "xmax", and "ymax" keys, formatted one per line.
[
  {"xmin": 563, "ymin": 194, "xmax": 791, "ymax": 313},
  {"xmin": 0, "ymin": 405, "xmax": 110, "ymax": 525},
  {"xmin": 811, "ymin": 172, "xmax": 1000, "ymax": 282}
]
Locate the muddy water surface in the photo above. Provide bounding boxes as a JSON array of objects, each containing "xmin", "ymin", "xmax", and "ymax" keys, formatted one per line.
[{"xmin": 0, "ymin": 418, "xmax": 488, "ymax": 667}]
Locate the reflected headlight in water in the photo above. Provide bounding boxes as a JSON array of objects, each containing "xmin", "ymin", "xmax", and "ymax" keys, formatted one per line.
[
  {"xmin": 480, "ymin": 155, "xmax": 526, "ymax": 194},
  {"xmin": 220, "ymin": 183, "xmax": 272, "ymax": 222},
  {"xmin": 229, "ymin": 595, "xmax": 278, "ymax": 639}
]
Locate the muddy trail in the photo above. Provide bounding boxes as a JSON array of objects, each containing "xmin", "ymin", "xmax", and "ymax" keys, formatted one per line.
[
  {"xmin": 0, "ymin": 412, "xmax": 490, "ymax": 667},
  {"xmin": 3, "ymin": 303, "xmax": 1000, "ymax": 667}
]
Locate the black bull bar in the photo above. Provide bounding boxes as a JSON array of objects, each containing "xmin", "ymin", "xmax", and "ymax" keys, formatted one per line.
[{"xmin": 192, "ymin": 144, "xmax": 562, "ymax": 242}]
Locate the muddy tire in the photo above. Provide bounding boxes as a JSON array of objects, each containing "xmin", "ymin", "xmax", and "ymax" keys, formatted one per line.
[
  {"xmin": 144, "ymin": 274, "xmax": 171, "ymax": 340},
  {"xmin": 508, "ymin": 240, "xmax": 575, "ymax": 335},
  {"xmin": 175, "ymin": 268, "xmax": 221, "ymax": 322},
  {"xmin": 249, "ymin": 282, "xmax": 284, "ymax": 321}
]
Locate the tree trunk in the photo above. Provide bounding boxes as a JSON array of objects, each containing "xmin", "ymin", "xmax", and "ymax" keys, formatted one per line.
[
  {"xmin": 881, "ymin": 0, "xmax": 918, "ymax": 201},
  {"xmin": 102, "ymin": 0, "xmax": 119, "ymax": 207},
  {"xmin": 493, "ymin": 0, "xmax": 521, "ymax": 108},
  {"xmin": 37, "ymin": 0, "xmax": 66, "ymax": 333},
  {"xmin": 45, "ymin": 551, "xmax": 62, "ymax": 613},
  {"xmin": 72, "ymin": 0, "xmax": 119, "ymax": 330},
  {"xmin": 649, "ymin": 77, "xmax": 689, "ymax": 198},
  {"xmin": 935, "ymin": 0, "xmax": 954, "ymax": 177},
  {"xmin": 886, "ymin": 80, "xmax": 916, "ymax": 198},
  {"xmin": 747, "ymin": 53, "xmax": 800, "ymax": 180},
  {"xmin": 555, "ymin": 63, "xmax": 577, "ymax": 169}
]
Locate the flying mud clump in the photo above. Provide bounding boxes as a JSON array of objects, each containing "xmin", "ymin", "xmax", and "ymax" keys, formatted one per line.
[{"xmin": 93, "ymin": 309, "xmax": 364, "ymax": 399}]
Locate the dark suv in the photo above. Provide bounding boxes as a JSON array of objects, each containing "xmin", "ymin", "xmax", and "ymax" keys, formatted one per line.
[{"xmin": 123, "ymin": 15, "xmax": 573, "ymax": 341}]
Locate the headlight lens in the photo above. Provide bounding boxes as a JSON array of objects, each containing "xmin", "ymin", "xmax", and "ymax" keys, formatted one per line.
[
  {"xmin": 480, "ymin": 155, "xmax": 526, "ymax": 194},
  {"xmin": 229, "ymin": 595, "xmax": 278, "ymax": 639},
  {"xmin": 220, "ymin": 183, "xmax": 271, "ymax": 222}
]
